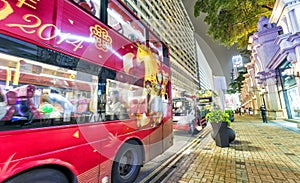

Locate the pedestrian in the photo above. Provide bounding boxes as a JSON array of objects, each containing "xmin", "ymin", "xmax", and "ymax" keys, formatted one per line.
[
  {"xmin": 241, "ymin": 107, "xmax": 244, "ymax": 115},
  {"xmin": 245, "ymin": 108, "xmax": 249, "ymax": 115},
  {"xmin": 260, "ymin": 105, "xmax": 267, "ymax": 123}
]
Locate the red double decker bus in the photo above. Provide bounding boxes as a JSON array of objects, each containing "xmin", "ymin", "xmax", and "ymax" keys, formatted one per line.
[{"xmin": 0, "ymin": 0, "xmax": 173, "ymax": 182}]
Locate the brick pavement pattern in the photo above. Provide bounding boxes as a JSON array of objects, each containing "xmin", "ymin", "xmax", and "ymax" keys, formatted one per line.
[{"xmin": 166, "ymin": 116, "xmax": 300, "ymax": 183}]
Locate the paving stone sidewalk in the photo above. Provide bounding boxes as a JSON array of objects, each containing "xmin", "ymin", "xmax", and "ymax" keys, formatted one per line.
[{"xmin": 165, "ymin": 116, "xmax": 300, "ymax": 183}]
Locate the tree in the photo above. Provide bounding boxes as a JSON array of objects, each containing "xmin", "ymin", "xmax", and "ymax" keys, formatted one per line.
[
  {"xmin": 227, "ymin": 70, "xmax": 247, "ymax": 94},
  {"xmin": 194, "ymin": 0, "xmax": 275, "ymax": 51}
]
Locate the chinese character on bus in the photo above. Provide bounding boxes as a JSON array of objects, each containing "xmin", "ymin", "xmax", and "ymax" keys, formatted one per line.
[
  {"xmin": 90, "ymin": 24, "xmax": 112, "ymax": 52},
  {"xmin": 16, "ymin": 0, "xmax": 40, "ymax": 10}
]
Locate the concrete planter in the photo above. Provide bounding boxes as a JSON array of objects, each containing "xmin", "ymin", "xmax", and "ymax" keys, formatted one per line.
[{"xmin": 211, "ymin": 122, "xmax": 236, "ymax": 147}]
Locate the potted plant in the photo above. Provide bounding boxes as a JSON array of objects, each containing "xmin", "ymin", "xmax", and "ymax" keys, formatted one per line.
[
  {"xmin": 206, "ymin": 110, "xmax": 235, "ymax": 147},
  {"xmin": 225, "ymin": 109, "xmax": 234, "ymax": 122}
]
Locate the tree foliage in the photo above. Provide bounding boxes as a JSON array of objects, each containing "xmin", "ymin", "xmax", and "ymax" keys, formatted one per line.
[
  {"xmin": 194, "ymin": 0, "xmax": 275, "ymax": 51},
  {"xmin": 227, "ymin": 70, "xmax": 247, "ymax": 94}
]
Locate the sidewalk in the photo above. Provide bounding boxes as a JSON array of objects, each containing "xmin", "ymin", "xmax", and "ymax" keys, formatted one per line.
[{"xmin": 165, "ymin": 116, "xmax": 300, "ymax": 183}]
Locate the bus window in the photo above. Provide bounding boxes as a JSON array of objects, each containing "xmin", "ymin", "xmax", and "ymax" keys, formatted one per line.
[
  {"xmin": 0, "ymin": 34, "xmax": 100, "ymax": 130},
  {"xmin": 97, "ymin": 67, "xmax": 147, "ymax": 123},
  {"xmin": 149, "ymin": 32, "xmax": 163, "ymax": 63},
  {"xmin": 107, "ymin": 0, "xmax": 146, "ymax": 43},
  {"xmin": 163, "ymin": 43, "xmax": 170, "ymax": 66},
  {"xmin": 72, "ymin": 0, "xmax": 101, "ymax": 19},
  {"xmin": 105, "ymin": 79, "xmax": 144, "ymax": 121},
  {"xmin": 96, "ymin": 65, "xmax": 165, "ymax": 128}
]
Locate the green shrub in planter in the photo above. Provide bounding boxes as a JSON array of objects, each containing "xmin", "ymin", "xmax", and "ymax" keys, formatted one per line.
[
  {"xmin": 206, "ymin": 110, "xmax": 231, "ymax": 127},
  {"xmin": 225, "ymin": 109, "xmax": 234, "ymax": 122},
  {"xmin": 206, "ymin": 110, "xmax": 235, "ymax": 147}
]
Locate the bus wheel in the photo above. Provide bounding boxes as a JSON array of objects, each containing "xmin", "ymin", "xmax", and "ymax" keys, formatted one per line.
[
  {"xmin": 112, "ymin": 140, "xmax": 142, "ymax": 183},
  {"xmin": 5, "ymin": 168, "xmax": 69, "ymax": 183}
]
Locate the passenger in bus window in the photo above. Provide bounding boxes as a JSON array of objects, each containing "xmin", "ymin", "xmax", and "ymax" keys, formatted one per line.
[
  {"xmin": 106, "ymin": 90, "xmax": 128, "ymax": 120},
  {"xmin": 39, "ymin": 92, "xmax": 54, "ymax": 119},
  {"xmin": 77, "ymin": 92, "xmax": 90, "ymax": 113},
  {"xmin": 48, "ymin": 92, "xmax": 74, "ymax": 121},
  {"xmin": 106, "ymin": 90, "xmax": 121, "ymax": 119},
  {"xmin": 0, "ymin": 91, "xmax": 6, "ymax": 120},
  {"xmin": 39, "ymin": 92, "xmax": 73, "ymax": 119}
]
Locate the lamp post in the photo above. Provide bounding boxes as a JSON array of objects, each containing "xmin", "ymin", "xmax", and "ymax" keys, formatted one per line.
[{"xmin": 261, "ymin": 88, "xmax": 266, "ymax": 107}]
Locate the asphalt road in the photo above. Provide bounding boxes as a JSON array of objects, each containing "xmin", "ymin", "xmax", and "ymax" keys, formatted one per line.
[{"xmin": 134, "ymin": 128, "xmax": 209, "ymax": 183}]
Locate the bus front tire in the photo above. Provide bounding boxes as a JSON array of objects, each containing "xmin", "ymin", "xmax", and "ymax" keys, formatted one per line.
[
  {"xmin": 5, "ymin": 168, "xmax": 69, "ymax": 183},
  {"xmin": 112, "ymin": 140, "xmax": 142, "ymax": 183}
]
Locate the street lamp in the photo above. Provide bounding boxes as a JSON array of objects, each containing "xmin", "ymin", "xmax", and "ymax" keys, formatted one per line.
[{"xmin": 260, "ymin": 88, "xmax": 266, "ymax": 107}]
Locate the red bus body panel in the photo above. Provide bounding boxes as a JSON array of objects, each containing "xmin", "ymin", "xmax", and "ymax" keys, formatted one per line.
[{"xmin": 0, "ymin": 0, "xmax": 141, "ymax": 72}]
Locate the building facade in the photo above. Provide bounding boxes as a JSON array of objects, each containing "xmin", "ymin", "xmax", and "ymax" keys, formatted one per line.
[
  {"xmin": 246, "ymin": 16, "xmax": 282, "ymax": 117},
  {"xmin": 196, "ymin": 43, "xmax": 214, "ymax": 90},
  {"xmin": 246, "ymin": 0, "xmax": 300, "ymax": 120}
]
